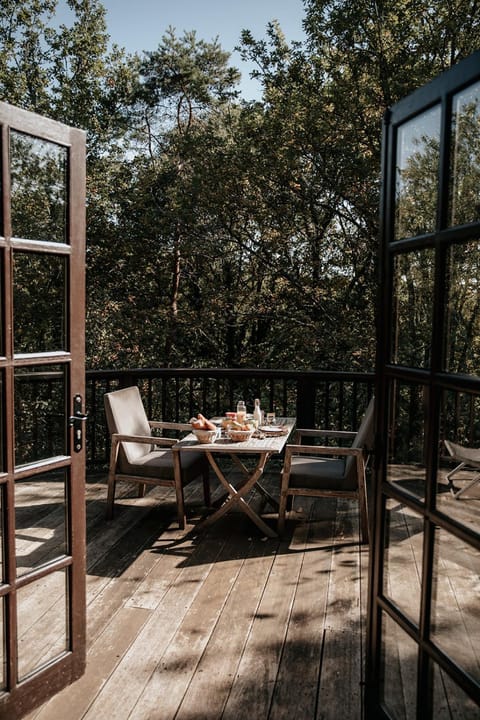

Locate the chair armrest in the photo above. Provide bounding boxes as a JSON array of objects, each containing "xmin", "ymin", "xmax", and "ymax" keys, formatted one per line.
[
  {"xmin": 112, "ymin": 433, "xmax": 176, "ymax": 447},
  {"xmin": 149, "ymin": 421, "xmax": 192, "ymax": 432},
  {"xmin": 285, "ymin": 444, "xmax": 363, "ymax": 460},
  {"xmin": 294, "ymin": 429, "xmax": 357, "ymax": 443}
]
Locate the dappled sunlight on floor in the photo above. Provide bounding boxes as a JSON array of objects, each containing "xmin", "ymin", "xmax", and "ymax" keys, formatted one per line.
[{"xmin": 26, "ymin": 474, "xmax": 367, "ymax": 720}]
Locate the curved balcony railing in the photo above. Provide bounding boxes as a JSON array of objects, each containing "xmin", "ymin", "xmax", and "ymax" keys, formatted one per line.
[
  {"xmin": 14, "ymin": 367, "xmax": 480, "ymax": 472},
  {"xmin": 85, "ymin": 367, "xmax": 375, "ymax": 469}
]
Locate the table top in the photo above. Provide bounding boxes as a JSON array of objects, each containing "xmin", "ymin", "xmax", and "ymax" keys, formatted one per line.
[{"xmin": 173, "ymin": 417, "xmax": 296, "ymax": 455}]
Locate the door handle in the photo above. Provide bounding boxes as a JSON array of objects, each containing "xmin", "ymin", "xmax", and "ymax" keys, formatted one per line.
[{"xmin": 69, "ymin": 394, "xmax": 88, "ymax": 453}]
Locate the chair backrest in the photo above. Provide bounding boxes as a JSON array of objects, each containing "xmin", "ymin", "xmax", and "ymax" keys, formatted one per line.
[
  {"xmin": 104, "ymin": 386, "xmax": 152, "ymax": 467},
  {"xmin": 345, "ymin": 397, "xmax": 375, "ymax": 481}
]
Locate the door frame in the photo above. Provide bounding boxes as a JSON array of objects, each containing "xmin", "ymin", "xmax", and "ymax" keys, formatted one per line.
[{"xmin": 0, "ymin": 102, "xmax": 86, "ymax": 719}]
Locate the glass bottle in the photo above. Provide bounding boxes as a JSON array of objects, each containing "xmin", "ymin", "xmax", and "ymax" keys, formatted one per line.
[
  {"xmin": 236, "ymin": 400, "xmax": 246, "ymax": 423},
  {"xmin": 253, "ymin": 398, "xmax": 262, "ymax": 426}
]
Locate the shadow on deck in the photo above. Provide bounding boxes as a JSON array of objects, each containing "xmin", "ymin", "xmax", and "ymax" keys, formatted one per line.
[{"xmin": 27, "ymin": 468, "xmax": 368, "ymax": 720}]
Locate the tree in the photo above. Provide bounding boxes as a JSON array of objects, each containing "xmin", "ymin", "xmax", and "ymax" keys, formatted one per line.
[
  {"xmin": 116, "ymin": 29, "xmax": 242, "ymax": 366},
  {"xmin": 4, "ymin": 0, "xmax": 480, "ymax": 374},
  {"xmin": 0, "ymin": 0, "xmax": 136, "ymax": 150},
  {"xmin": 0, "ymin": 0, "xmax": 141, "ymax": 366},
  {"xmin": 237, "ymin": 20, "xmax": 378, "ymax": 368},
  {"xmin": 47, "ymin": 0, "xmax": 137, "ymax": 156},
  {"xmin": 0, "ymin": 0, "xmax": 57, "ymax": 113}
]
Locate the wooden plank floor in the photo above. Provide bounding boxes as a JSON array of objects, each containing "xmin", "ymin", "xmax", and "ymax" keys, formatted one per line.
[{"xmin": 26, "ymin": 465, "xmax": 368, "ymax": 720}]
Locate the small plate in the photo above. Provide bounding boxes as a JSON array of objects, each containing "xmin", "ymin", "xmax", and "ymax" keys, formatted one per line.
[{"xmin": 259, "ymin": 425, "xmax": 284, "ymax": 433}]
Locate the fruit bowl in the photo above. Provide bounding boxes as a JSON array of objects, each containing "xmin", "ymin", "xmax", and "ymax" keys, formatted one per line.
[
  {"xmin": 226, "ymin": 428, "xmax": 255, "ymax": 442},
  {"xmin": 192, "ymin": 428, "xmax": 218, "ymax": 444}
]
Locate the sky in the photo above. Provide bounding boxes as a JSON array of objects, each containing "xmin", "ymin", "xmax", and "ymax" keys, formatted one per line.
[{"xmin": 54, "ymin": 0, "xmax": 306, "ymax": 100}]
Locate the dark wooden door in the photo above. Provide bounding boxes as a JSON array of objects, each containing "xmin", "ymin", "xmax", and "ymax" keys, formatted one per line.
[
  {"xmin": 0, "ymin": 102, "xmax": 86, "ymax": 718},
  {"xmin": 366, "ymin": 53, "xmax": 480, "ymax": 718}
]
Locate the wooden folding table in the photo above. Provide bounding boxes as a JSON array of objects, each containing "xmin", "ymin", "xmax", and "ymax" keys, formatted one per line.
[{"xmin": 173, "ymin": 418, "xmax": 296, "ymax": 537}]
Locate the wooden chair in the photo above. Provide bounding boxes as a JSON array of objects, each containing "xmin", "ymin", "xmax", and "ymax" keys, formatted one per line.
[
  {"xmin": 278, "ymin": 398, "xmax": 375, "ymax": 543},
  {"xmin": 104, "ymin": 386, "xmax": 210, "ymax": 528},
  {"xmin": 444, "ymin": 439, "xmax": 480, "ymax": 498}
]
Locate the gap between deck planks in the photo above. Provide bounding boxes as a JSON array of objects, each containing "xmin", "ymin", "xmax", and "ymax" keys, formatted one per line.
[{"xmin": 26, "ymin": 474, "xmax": 367, "ymax": 720}]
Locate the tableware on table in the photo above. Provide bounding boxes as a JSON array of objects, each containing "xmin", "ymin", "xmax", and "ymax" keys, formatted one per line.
[
  {"xmin": 190, "ymin": 413, "xmax": 216, "ymax": 431},
  {"xmin": 236, "ymin": 400, "xmax": 247, "ymax": 423},
  {"xmin": 253, "ymin": 398, "xmax": 262, "ymax": 426},
  {"xmin": 227, "ymin": 427, "xmax": 255, "ymax": 442},
  {"xmin": 258, "ymin": 425, "xmax": 287, "ymax": 436},
  {"xmin": 192, "ymin": 427, "xmax": 218, "ymax": 444},
  {"xmin": 266, "ymin": 412, "xmax": 276, "ymax": 425}
]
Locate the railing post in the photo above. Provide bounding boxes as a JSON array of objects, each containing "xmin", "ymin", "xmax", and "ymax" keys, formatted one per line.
[
  {"xmin": 296, "ymin": 376, "xmax": 316, "ymax": 428},
  {"xmin": 118, "ymin": 373, "xmax": 135, "ymax": 389}
]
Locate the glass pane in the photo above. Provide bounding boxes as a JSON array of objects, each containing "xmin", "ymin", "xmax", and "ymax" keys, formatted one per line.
[
  {"xmin": 387, "ymin": 382, "xmax": 428, "ymax": 500},
  {"xmin": 10, "ymin": 132, "xmax": 68, "ymax": 243},
  {"xmin": 0, "ymin": 371, "xmax": 4, "ymax": 472},
  {"xmin": 438, "ymin": 390, "xmax": 480, "ymax": 535},
  {"xmin": 13, "ymin": 252, "xmax": 66, "ymax": 354},
  {"xmin": 395, "ymin": 106, "xmax": 441, "ymax": 240},
  {"xmin": 0, "ymin": 486, "xmax": 4, "ymax": 583},
  {"xmin": 383, "ymin": 499, "xmax": 423, "ymax": 624},
  {"xmin": 432, "ymin": 663, "xmax": 480, "ymax": 719},
  {"xmin": 0, "ymin": 250, "xmax": 3, "ymax": 356},
  {"xmin": 17, "ymin": 569, "xmax": 69, "ymax": 680},
  {"xmin": 0, "ymin": 598, "xmax": 5, "ymax": 690},
  {"xmin": 445, "ymin": 241, "xmax": 480, "ymax": 377},
  {"xmin": 431, "ymin": 526, "xmax": 480, "ymax": 684},
  {"xmin": 450, "ymin": 80, "xmax": 480, "ymax": 227},
  {"xmin": 391, "ymin": 249, "xmax": 435, "ymax": 368},
  {"xmin": 15, "ymin": 470, "xmax": 67, "ymax": 576},
  {"xmin": 380, "ymin": 612, "xmax": 418, "ymax": 720},
  {"xmin": 14, "ymin": 365, "xmax": 66, "ymax": 467}
]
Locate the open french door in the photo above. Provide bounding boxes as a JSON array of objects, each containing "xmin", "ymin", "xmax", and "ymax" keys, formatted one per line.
[
  {"xmin": 0, "ymin": 103, "xmax": 86, "ymax": 718},
  {"xmin": 366, "ymin": 53, "xmax": 480, "ymax": 718}
]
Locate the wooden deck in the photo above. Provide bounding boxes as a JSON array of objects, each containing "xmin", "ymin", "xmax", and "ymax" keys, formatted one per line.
[{"xmin": 26, "ymin": 463, "xmax": 368, "ymax": 720}]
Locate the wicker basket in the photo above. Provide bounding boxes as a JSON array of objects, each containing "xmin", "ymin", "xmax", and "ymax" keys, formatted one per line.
[
  {"xmin": 192, "ymin": 428, "xmax": 218, "ymax": 444},
  {"xmin": 227, "ymin": 428, "xmax": 255, "ymax": 442}
]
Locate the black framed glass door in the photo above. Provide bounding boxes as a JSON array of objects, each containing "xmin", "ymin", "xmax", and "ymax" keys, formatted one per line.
[
  {"xmin": 0, "ymin": 103, "xmax": 86, "ymax": 719},
  {"xmin": 367, "ymin": 52, "xmax": 480, "ymax": 719}
]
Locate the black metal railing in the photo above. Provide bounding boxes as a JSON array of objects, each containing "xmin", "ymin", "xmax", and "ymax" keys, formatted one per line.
[
  {"xmin": 85, "ymin": 368, "xmax": 375, "ymax": 470},
  {"xmin": 12, "ymin": 368, "xmax": 480, "ymax": 471},
  {"xmin": 12, "ymin": 367, "xmax": 480, "ymax": 472}
]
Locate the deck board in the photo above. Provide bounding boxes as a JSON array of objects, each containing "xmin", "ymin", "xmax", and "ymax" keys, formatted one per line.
[
  {"xmin": 128, "ymin": 532, "xmax": 257, "ymax": 719},
  {"xmin": 174, "ymin": 539, "xmax": 278, "ymax": 720},
  {"xmin": 267, "ymin": 502, "xmax": 336, "ymax": 720},
  {"xmin": 316, "ymin": 500, "xmax": 366, "ymax": 720},
  {"xmin": 26, "ymin": 473, "xmax": 367, "ymax": 720},
  {"xmin": 220, "ymin": 534, "xmax": 307, "ymax": 719}
]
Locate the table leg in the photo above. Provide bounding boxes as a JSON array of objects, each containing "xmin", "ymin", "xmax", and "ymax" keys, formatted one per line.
[
  {"xmin": 196, "ymin": 451, "xmax": 277, "ymax": 537},
  {"xmin": 253, "ymin": 481, "xmax": 280, "ymax": 511},
  {"xmin": 229, "ymin": 453, "xmax": 279, "ymax": 510}
]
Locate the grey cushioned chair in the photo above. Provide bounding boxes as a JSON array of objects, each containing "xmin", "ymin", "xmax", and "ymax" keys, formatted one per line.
[
  {"xmin": 278, "ymin": 398, "xmax": 375, "ymax": 543},
  {"xmin": 104, "ymin": 386, "xmax": 210, "ymax": 528}
]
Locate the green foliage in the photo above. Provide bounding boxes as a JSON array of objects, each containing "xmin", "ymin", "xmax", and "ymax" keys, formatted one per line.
[
  {"xmin": 0, "ymin": 0, "xmax": 138, "ymax": 152},
  {"xmin": 0, "ymin": 0, "xmax": 56, "ymax": 112},
  {"xmin": 3, "ymin": 0, "xmax": 480, "ymax": 373},
  {"xmin": 139, "ymin": 28, "xmax": 240, "ymax": 128}
]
